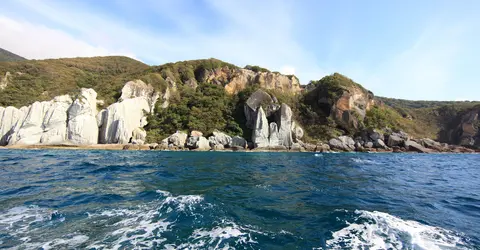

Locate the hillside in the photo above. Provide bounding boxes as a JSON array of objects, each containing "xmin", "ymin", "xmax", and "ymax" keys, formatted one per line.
[
  {"xmin": 0, "ymin": 56, "xmax": 149, "ymax": 107},
  {"xmin": 0, "ymin": 48, "xmax": 26, "ymax": 62},
  {"xmin": 0, "ymin": 56, "xmax": 478, "ymax": 148}
]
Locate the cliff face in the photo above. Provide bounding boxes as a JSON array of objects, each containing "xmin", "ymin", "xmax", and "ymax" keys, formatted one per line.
[
  {"xmin": 197, "ymin": 67, "xmax": 301, "ymax": 94},
  {"xmin": 439, "ymin": 107, "xmax": 480, "ymax": 147},
  {"xmin": 0, "ymin": 80, "xmax": 160, "ymax": 146},
  {"xmin": 0, "ymin": 56, "xmax": 478, "ymax": 148},
  {"xmin": 302, "ymin": 73, "xmax": 375, "ymax": 132}
]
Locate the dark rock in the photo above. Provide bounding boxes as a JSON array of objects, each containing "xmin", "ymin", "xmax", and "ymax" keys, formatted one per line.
[
  {"xmin": 373, "ymin": 139, "xmax": 387, "ymax": 149},
  {"xmin": 405, "ymin": 141, "xmax": 431, "ymax": 153},
  {"xmin": 387, "ymin": 135, "xmax": 404, "ymax": 147}
]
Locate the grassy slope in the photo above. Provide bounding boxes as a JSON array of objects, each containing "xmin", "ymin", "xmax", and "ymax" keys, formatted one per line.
[
  {"xmin": 0, "ymin": 56, "xmax": 149, "ymax": 107},
  {"xmin": 0, "ymin": 48, "xmax": 26, "ymax": 62},
  {"xmin": 377, "ymin": 96, "xmax": 480, "ymax": 139}
]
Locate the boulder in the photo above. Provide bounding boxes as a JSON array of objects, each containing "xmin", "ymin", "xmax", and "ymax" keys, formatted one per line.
[
  {"xmin": 67, "ymin": 88, "xmax": 98, "ymax": 145},
  {"xmin": 354, "ymin": 141, "xmax": 363, "ymax": 151},
  {"xmin": 167, "ymin": 131, "xmax": 188, "ymax": 148},
  {"xmin": 364, "ymin": 141, "xmax": 374, "ymax": 149},
  {"xmin": 196, "ymin": 136, "xmax": 210, "ymax": 151},
  {"xmin": 276, "ymin": 104, "xmax": 294, "ymax": 148},
  {"xmin": 131, "ymin": 127, "xmax": 146, "ymax": 145},
  {"xmin": 252, "ymin": 107, "xmax": 269, "ymax": 148},
  {"xmin": 186, "ymin": 136, "xmax": 199, "ymax": 149},
  {"xmin": 291, "ymin": 122, "xmax": 304, "ymax": 141},
  {"xmin": 231, "ymin": 136, "xmax": 247, "ymax": 149},
  {"xmin": 186, "ymin": 136, "xmax": 210, "ymax": 150},
  {"xmin": 290, "ymin": 143, "xmax": 304, "ymax": 152},
  {"xmin": 405, "ymin": 140, "xmax": 431, "ymax": 153},
  {"xmin": 374, "ymin": 139, "xmax": 388, "ymax": 149},
  {"xmin": 420, "ymin": 138, "xmax": 443, "ymax": 151},
  {"xmin": 149, "ymin": 143, "xmax": 158, "ymax": 150},
  {"xmin": 210, "ymin": 130, "xmax": 232, "ymax": 147},
  {"xmin": 213, "ymin": 144, "xmax": 224, "ymax": 150},
  {"xmin": 387, "ymin": 135, "xmax": 404, "ymax": 147},
  {"xmin": 368, "ymin": 129, "xmax": 383, "ymax": 141},
  {"xmin": 302, "ymin": 142, "xmax": 317, "ymax": 152},
  {"xmin": 329, "ymin": 136, "xmax": 354, "ymax": 151},
  {"xmin": 315, "ymin": 143, "xmax": 331, "ymax": 152}
]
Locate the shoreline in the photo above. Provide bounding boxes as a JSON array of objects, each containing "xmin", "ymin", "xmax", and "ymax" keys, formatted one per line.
[{"xmin": 1, "ymin": 144, "xmax": 479, "ymax": 154}]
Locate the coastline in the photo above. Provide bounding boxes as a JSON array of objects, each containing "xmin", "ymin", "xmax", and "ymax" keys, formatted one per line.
[{"xmin": 1, "ymin": 144, "xmax": 479, "ymax": 153}]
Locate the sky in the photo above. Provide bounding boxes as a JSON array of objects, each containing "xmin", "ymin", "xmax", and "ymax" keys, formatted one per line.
[{"xmin": 0, "ymin": 0, "xmax": 479, "ymax": 101}]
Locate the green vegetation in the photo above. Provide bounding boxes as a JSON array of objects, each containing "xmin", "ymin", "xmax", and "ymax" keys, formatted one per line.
[
  {"xmin": 0, "ymin": 48, "xmax": 26, "ymax": 62},
  {"xmin": 0, "ymin": 56, "xmax": 148, "ymax": 107},
  {"xmin": 244, "ymin": 65, "xmax": 270, "ymax": 73},
  {"xmin": 149, "ymin": 58, "xmax": 238, "ymax": 86},
  {"xmin": 146, "ymin": 83, "xmax": 245, "ymax": 142}
]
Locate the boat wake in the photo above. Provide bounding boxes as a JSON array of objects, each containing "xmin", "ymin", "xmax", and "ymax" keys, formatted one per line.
[{"xmin": 325, "ymin": 210, "xmax": 472, "ymax": 250}]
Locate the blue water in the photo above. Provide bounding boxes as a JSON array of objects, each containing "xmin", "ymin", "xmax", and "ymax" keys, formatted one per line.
[{"xmin": 0, "ymin": 150, "xmax": 479, "ymax": 249}]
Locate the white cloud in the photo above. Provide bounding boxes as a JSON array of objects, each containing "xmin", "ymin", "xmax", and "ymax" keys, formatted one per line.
[
  {"xmin": 0, "ymin": 16, "xmax": 130, "ymax": 59},
  {"xmin": 1, "ymin": 0, "xmax": 325, "ymax": 85}
]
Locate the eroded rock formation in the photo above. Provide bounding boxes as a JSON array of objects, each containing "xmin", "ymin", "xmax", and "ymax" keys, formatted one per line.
[{"xmin": 0, "ymin": 80, "xmax": 159, "ymax": 146}]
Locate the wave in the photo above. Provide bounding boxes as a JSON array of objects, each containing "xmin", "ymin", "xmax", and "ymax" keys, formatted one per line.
[
  {"xmin": 350, "ymin": 157, "xmax": 377, "ymax": 164},
  {"xmin": 325, "ymin": 210, "xmax": 471, "ymax": 250}
]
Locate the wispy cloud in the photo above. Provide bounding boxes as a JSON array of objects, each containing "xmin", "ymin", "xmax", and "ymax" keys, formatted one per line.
[{"xmin": 0, "ymin": 0, "xmax": 325, "ymax": 84}]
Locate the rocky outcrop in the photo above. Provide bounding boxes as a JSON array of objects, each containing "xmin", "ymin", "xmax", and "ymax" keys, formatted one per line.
[
  {"xmin": 208, "ymin": 130, "xmax": 232, "ymax": 148},
  {"xmin": 291, "ymin": 122, "xmax": 304, "ymax": 141},
  {"xmin": 67, "ymin": 89, "xmax": 98, "ymax": 145},
  {"xmin": 186, "ymin": 136, "xmax": 210, "ymax": 151},
  {"xmin": 303, "ymin": 73, "xmax": 375, "ymax": 132},
  {"xmin": 165, "ymin": 131, "xmax": 188, "ymax": 148},
  {"xmin": 329, "ymin": 136, "xmax": 355, "ymax": 151},
  {"xmin": 196, "ymin": 67, "xmax": 302, "ymax": 95},
  {"xmin": 252, "ymin": 107, "xmax": 269, "ymax": 148},
  {"xmin": 231, "ymin": 136, "xmax": 247, "ymax": 149},
  {"xmin": 244, "ymin": 89, "xmax": 279, "ymax": 129},
  {"xmin": 98, "ymin": 80, "xmax": 158, "ymax": 144},
  {"xmin": 0, "ymin": 106, "xmax": 27, "ymax": 145},
  {"xmin": 0, "ymin": 80, "xmax": 159, "ymax": 146},
  {"xmin": 405, "ymin": 140, "xmax": 431, "ymax": 153},
  {"xmin": 268, "ymin": 123, "xmax": 280, "ymax": 147},
  {"xmin": 244, "ymin": 90, "xmax": 299, "ymax": 149},
  {"xmin": 276, "ymin": 104, "xmax": 294, "ymax": 148},
  {"xmin": 441, "ymin": 108, "xmax": 480, "ymax": 148},
  {"xmin": 41, "ymin": 95, "xmax": 73, "ymax": 144}
]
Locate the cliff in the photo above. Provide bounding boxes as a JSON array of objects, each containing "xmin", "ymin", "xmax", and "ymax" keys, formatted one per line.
[{"xmin": 0, "ymin": 53, "xmax": 478, "ymax": 149}]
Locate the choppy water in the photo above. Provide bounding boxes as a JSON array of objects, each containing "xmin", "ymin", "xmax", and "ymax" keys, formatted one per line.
[{"xmin": 0, "ymin": 150, "xmax": 479, "ymax": 249}]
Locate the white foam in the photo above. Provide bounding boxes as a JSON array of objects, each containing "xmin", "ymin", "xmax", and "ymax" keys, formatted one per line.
[
  {"xmin": 314, "ymin": 153, "xmax": 323, "ymax": 157},
  {"xmin": 351, "ymin": 157, "xmax": 376, "ymax": 164},
  {"xmin": 87, "ymin": 190, "xmax": 205, "ymax": 249},
  {"xmin": 326, "ymin": 210, "xmax": 470, "ymax": 250},
  {"xmin": 166, "ymin": 220, "xmax": 263, "ymax": 249}
]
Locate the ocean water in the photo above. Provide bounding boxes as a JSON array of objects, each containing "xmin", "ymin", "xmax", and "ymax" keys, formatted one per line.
[{"xmin": 0, "ymin": 150, "xmax": 479, "ymax": 250}]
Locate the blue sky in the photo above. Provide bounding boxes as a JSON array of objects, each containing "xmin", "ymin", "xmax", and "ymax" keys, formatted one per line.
[{"xmin": 1, "ymin": 0, "xmax": 479, "ymax": 100}]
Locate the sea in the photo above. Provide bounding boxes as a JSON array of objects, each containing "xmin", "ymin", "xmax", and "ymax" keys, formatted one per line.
[{"xmin": 0, "ymin": 150, "xmax": 479, "ymax": 249}]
